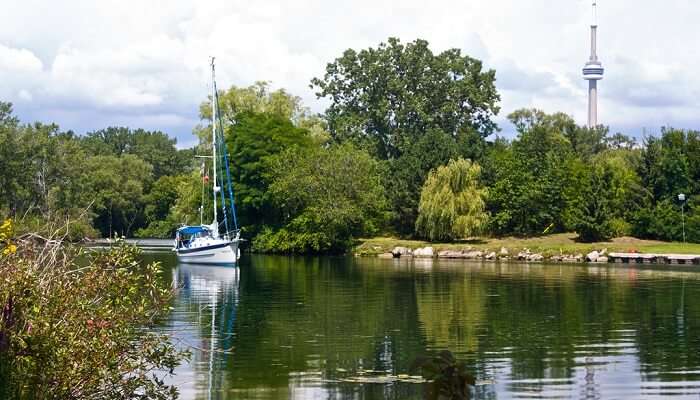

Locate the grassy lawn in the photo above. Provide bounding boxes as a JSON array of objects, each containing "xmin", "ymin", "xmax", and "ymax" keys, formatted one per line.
[{"xmin": 354, "ymin": 233, "xmax": 700, "ymax": 256}]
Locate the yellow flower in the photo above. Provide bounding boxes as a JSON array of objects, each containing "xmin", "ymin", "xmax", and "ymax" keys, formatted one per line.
[
  {"xmin": 2, "ymin": 244, "xmax": 16, "ymax": 255},
  {"xmin": 0, "ymin": 219, "xmax": 14, "ymax": 254},
  {"xmin": 0, "ymin": 219, "xmax": 11, "ymax": 235}
]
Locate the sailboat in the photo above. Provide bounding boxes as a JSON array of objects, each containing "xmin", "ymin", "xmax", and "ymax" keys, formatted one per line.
[{"xmin": 173, "ymin": 58, "xmax": 242, "ymax": 265}]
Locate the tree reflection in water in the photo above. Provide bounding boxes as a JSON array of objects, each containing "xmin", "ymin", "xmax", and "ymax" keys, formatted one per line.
[{"xmin": 150, "ymin": 252, "xmax": 700, "ymax": 399}]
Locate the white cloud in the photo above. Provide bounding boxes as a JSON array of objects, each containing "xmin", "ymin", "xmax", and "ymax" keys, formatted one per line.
[
  {"xmin": 0, "ymin": 44, "xmax": 43, "ymax": 72},
  {"xmin": 1, "ymin": 0, "xmax": 700, "ymax": 143}
]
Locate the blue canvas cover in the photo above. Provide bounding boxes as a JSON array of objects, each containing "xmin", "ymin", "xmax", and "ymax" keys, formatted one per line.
[{"xmin": 177, "ymin": 226, "xmax": 209, "ymax": 235}]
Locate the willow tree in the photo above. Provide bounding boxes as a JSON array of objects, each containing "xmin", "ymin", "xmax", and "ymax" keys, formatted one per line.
[{"xmin": 416, "ymin": 158, "xmax": 488, "ymax": 241}]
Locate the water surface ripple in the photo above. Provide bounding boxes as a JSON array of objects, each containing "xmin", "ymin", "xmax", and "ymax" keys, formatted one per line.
[{"xmin": 144, "ymin": 253, "xmax": 700, "ymax": 399}]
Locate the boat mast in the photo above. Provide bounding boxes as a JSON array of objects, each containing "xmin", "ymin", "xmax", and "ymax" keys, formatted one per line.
[{"xmin": 210, "ymin": 57, "xmax": 219, "ymax": 237}]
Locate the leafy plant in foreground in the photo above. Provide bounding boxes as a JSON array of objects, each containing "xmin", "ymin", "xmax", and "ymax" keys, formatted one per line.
[{"xmin": 0, "ymin": 230, "xmax": 187, "ymax": 399}]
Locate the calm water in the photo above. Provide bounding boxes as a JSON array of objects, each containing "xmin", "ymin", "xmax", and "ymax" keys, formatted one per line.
[{"xmin": 145, "ymin": 252, "xmax": 700, "ymax": 399}]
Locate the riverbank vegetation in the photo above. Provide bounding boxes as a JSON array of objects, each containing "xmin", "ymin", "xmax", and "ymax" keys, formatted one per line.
[
  {"xmin": 1, "ymin": 37, "xmax": 699, "ymax": 252},
  {"xmin": 0, "ymin": 220, "xmax": 186, "ymax": 399},
  {"xmin": 355, "ymin": 233, "xmax": 700, "ymax": 257}
]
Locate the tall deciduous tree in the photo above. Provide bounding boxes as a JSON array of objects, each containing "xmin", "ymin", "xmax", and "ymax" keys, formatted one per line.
[
  {"xmin": 196, "ymin": 82, "xmax": 329, "ymax": 146},
  {"xmin": 257, "ymin": 144, "xmax": 388, "ymax": 253},
  {"xmin": 226, "ymin": 112, "xmax": 314, "ymax": 233},
  {"xmin": 312, "ymin": 37, "xmax": 500, "ymax": 159},
  {"xmin": 82, "ymin": 127, "xmax": 192, "ymax": 178},
  {"xmin": 84, "ymin": 155, "xmax": 153, "ymax": 237},
  {"xmin": 387, "ymin": 129, "xmax": 460, "ymax": 235},
  {"xmin": 487, "ymin": 109, "xmax": 574, "ymax": 235},
  {"xmin": 416, "ymin": 158, "xmax": 488, "ymax": 241}
]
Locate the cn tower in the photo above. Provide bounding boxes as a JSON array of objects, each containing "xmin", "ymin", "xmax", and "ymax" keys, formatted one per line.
[{"xmin": 582, "ymin": 1, "xmax": 604, "ymax": 127}]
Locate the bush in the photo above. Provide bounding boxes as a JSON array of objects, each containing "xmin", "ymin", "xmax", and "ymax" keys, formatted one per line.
[
  {"xmin": 632, "ymin": 198, "xmax": 700, "ymax": 242},
  {"xmin": 252, "ymin": 226, "xmax": 335, "ymax": 254},
  {"xmin": 0, "ymin": 227, "xmax": 187, "ymax": 399},
  {"xmin": 260, "ymin": 144, "xmax": 388, "ymax": 253}
]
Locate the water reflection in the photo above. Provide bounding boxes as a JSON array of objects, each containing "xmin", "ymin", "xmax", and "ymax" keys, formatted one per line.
[
  {"xmin": 168, "ymin": 263, "xmax": 240, "ymax": 400},
  {"xmin": 155, "ymin": 254, "xmax": 700, "ymax": 399}
]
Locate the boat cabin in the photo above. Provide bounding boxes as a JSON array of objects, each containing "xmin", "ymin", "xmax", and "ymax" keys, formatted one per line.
[{"xmin": 175, "ymin": 226, "xmax": 212, "ymax": 249}]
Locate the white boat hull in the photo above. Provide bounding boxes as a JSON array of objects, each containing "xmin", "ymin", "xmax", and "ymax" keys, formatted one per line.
[{"xmin": 176, "ymin": 240, "xmax": 240, "ymax": 265}]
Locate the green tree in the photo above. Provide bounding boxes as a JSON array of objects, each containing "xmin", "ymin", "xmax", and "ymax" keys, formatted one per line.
[
  {"xmin": 386, "ymin": 129, "xmax": 460, "ymax": 235},
  {"xmin": 226, "ymin": 111, "xmax": 314, "ymax": 234},
  {"xmin": 84, "ymin": 155, "xmax": 153, "ymax": 237},
  {"xmin": 569, "ymin": 163, "xmax": 613, "ymax": 242},
  {"xmin": 639, "ymin": 128, "xmax": 698, "ymax": 202},
  {"xmin": 82, "ymin": 127, "xmax": 192, "ymax": 178},
  {"xmin": 487, "ymin": 109, "xmax": 574, "ymax": 235},
  {"xmin": 136, "ymin": 175, "xmax": 189, "ymax": 238},
  {"xmin": 255, "ymin": 144, "xmax": 388, "ymax": 253},
  {"xmin": 634, "ymin": 128, "xmax": 700, "ymax": 241},
  {"xmin": 312, "ymin": 37, "xmax": 500, "ymax": 159},
  {"xmin": 195, "ymin": 82, "xmax": 328, "ymax": 146},
  {"xmin": 415, "ymin": 158, "xmax": 488, "ymax": 241}
]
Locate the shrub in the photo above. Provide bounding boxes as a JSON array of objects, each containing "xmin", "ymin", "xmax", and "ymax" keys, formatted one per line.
[{"xmin": 0, "ymin": 230, "xmax": 187, "ymax": 399}]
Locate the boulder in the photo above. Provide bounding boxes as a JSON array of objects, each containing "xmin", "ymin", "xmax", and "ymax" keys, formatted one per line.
[
  {"xmin": 586, "ymin": 251, "xmax": 600, "ymax": 262},
  {"xmin": 484, "ymin": 251, "xmax": 497, "ymax": 260},
  {"xmin": 463, "ymin": 250, "xmax": 483, "ymax": 259},
  {"xmin": 392, "ymin": 247, "xmax": 412, "ymax": 258},
  {"xmin": 527, "ymin": 253, "xmax": 544, "ymax": 262},
  {"xmin": 438, "ymin": 250, "xmax": 464, "ymax": 259},
  {"xmin": 500, "ymin": 247, "xmax": 509, "ymax": 256},
  {"xmin": 596, "ymin": 256, "xmax": 609, "ymax": 263},
  {"xmin": 378, "ymin": 253, "xmax": 394, "ymax": 259},
  {"xmin": 413, "ymin": 247, "xmax": 434, "ymax": 258}
]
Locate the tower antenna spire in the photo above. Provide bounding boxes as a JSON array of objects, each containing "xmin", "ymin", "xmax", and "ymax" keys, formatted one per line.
[
  {"xmin": 582, "ymin": 0, "xmax": 604, "ymax": 128},
  {"xmin": 592, "ymin": 1, "xmax": 597, "ymax": 27}
]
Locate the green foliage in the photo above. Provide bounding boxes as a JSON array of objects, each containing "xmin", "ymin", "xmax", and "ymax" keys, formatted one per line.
[
  {"xmin": 312, "ymin": 37, "xmax": 500, "ymax": 159},
  {"xmin": 487, "ymin": 110, "xmax": 574, "ymax": 235},
  {"xmin": 569, "ymin": 163, "xmax": 614, "ymax": 242},
  {"xmin": 136, "ymin": 175, "xmax": 189, "ymax": 238},
  {"xmin": 226, "ymin": 112, "xmax": 314, "ymax": 234},
  {"xmin": 195, "ymin": 82, "xmax": 328, "ymax": 146},
  {"xmin": 0, "ymin": 239, "xmax": 187, "ymax": 399},
  {"xmin": 200, "ymin": 81, "xmax": 306, "ymax": 124},
  {"xmin": 416, "ymin": 159, "xmax": 488, "ymax": 241},
  {"xmin": 387, "ymin": 129, "xmax": 462, "ymax": 235},
  {"xmin": 0, "ymin": 102, "xmax": 196, "ymax": 239},
  {"xmin": 255, "ymin": 144, "xmax": 388, "ymax": 253},
  {"xmin": 83, "ymin": 154, "xmax": 153, "ymax": 237},
  {"xmin": 639, "ymin": 128, "xmax": 699, "ymax": 201},
  {"xmin": 82, "ymin": 127, "xmax": 193, "ymax": 178},
  {"xmin": 631, "ymin": 128, "xmax": 700, "ymax": 241},
  {"xmin": 5, "ymin": 53, "xmax": 700, "ymax": 247},
  {"xmin": 631, "ymin": 197, "xmax": 700, "ymax": 242}
]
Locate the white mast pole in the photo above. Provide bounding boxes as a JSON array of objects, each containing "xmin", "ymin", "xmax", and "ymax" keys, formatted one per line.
[{"xmin": 210, "ymin": 57, "xmax": 219, "ymax": 237}]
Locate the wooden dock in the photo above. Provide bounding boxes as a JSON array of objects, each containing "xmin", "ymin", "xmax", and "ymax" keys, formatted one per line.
[{"xmin": 608, "ymin": 252, "xmax": 700, "ymax": 265}]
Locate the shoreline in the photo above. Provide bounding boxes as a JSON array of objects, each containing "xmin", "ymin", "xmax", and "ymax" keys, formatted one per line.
[{"xmin": 354, "ymin": 233, "xmax": 700, "ymax": 265}]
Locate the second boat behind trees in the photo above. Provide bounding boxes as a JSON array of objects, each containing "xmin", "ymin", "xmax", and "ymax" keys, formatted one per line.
[{"xmin": 173, "ymin": 58, "xmax": 242, "ymax": 265}]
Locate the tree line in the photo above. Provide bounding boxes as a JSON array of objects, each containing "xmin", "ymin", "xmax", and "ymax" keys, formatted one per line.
[{"xmin": 1, "ymin": 37, "xmax": 698, "ymax": 250}]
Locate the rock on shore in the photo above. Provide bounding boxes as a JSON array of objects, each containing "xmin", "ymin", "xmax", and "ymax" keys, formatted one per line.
[{"xmin": 382, "ymin": 245, "xmax": 613, "ymax": 264}]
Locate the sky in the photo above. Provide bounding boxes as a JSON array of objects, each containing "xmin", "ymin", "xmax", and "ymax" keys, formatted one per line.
[{"xmin": 2, "ymin": 0, "xmax": 700, "ymax": 148}]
